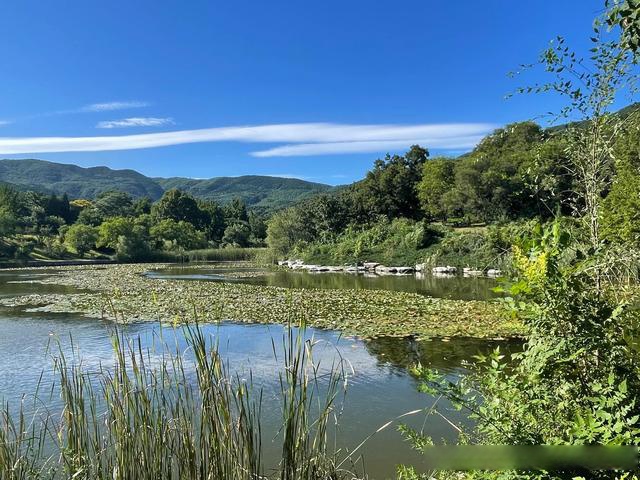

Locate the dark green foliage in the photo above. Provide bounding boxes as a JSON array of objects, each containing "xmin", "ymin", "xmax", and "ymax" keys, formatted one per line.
[
  {"xmin": 0, "ymin": 159, "xmax": 333, "ymax": 212},
  {"xmin": 418, "ymin": 158, "xmax": 455, "ymax": 221},
  {"xmin": 156, "ymin": 175, "xmax": 333, "ymax": 212},
  {"xmin": 351, "ymin": 145, "xmax": 428, "ymax": 220},
  {"xmin": 64, "ymin": 224, "xmax": 98, "ymax": 256},
  {"xmin": 150, "ymin": 219, "xmax": 207, "ymax": 251},
  {"xmin": 223, "ymin": 197, "xmax": 249, "ymax": 222},
  {"xmin": 0, "ymin": 159, "xmax": 164, "ymax": 199},
  {"xmin": 222, "ymin": 222, "xmax": 251, "ymax": 247},
  {"xmin": 152, "ymin": 189, "xmax": 208, "ymax": 229}
]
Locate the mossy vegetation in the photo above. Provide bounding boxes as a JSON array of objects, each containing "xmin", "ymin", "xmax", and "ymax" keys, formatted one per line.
[{"xmin": 0, "ymin": 264, "xmax": 521, "ymax": 339}]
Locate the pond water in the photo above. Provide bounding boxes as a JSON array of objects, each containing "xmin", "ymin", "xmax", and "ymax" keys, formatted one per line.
[
  {"xmin": 146, "ymin": 263, "xmax": 500, "ymax": 301},
  {"xmin": 0, "ymin": 268, "xmax": 519, "ymax": 479}
]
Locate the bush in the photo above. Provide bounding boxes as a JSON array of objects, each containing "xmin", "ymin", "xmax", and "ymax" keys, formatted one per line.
[{"xmin": 64, "ymin": 224, "xmax": 98, "ymax": 257}]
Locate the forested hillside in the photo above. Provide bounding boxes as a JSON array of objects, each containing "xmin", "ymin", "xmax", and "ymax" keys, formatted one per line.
[
  {"xmin": 155, "ymin": 175, "xmax": 332, "ymax": 211},
  {"xmin": 266, "ymin": 104, "xmax": 640, "ymax": 267},
  {"xmin": 0, "ymin": 159, "xmax": 164, "ymax": 199},
  {"xmin": 0, "ymin": 159, "xmax": 333, "ymax": 211}
]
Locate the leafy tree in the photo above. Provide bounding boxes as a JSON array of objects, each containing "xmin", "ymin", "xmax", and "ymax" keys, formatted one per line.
[
  {"xmin": 248, "ymin": 211, "xmax": 267, "ymax": 245},
  {"xmin": 222, "ymin": 222, "xmax": 251, "ymax": 247},
  {"xmin": 150, "ymin": 219, "xmax": 206, "ymax": 250},
  {"xmin": 266, "ymin": 208, "xmax": 311, "ymax": 255},
  {"xmin": 64, "ymin": 224, "xmax": 98, "ymax": 256},
  {"xmin": 75, "ymin": 191, "xmax": 134, "ymax": 226},
  {"xmin": 97, "ymin": 217, "xmax": 136, "ymax": 249},
  {"xmin": 223, "ymin": 197, "xmax": 249, "ymax": 223},
  {"xmin": 0, "ymin": 208, "xmax": 16, "ymax": 237},
  {"xmin": 114, "ymin": 225, "xmax": 151, "ymax": 261},
  {"xmin": 152, "ymin": 189, "xmax": 207, "ymax": 228},
  {"xmin": 132, "ymin": 197, "xmax": 152, "ymax": 216},
  {"xmin": 417, "ymin": 158, "xmax": 455, "ymax": 221},
  {"xmin": 198, "ymin": 199, "xmax": 226, "ymax": 244},
  {"xmin": 602, "ymin": 122, "xmax": 640, "ymax": 243},
  {"xmin": 352, "ymin": 145, "xmax": 428, "ymax": 220}
]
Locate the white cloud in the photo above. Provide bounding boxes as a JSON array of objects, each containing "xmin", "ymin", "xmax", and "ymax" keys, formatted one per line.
[
  {"xmin": 96, "ymin": 117, "xmax": 175, "ymax": 129},
  {"xmin": 0, "ymin": 120, "xmax": 11, "ymax": 127},
  {"xmin": 0, "ymin": 122, "xmax": 496, "ymax": 156},
  {"xmin": 250, "ymin": 136, "xmax": 486, "ymax": 157},
  {"xmin": 81, "ymin": 101, "xmax": 150, "ymax": 112}
]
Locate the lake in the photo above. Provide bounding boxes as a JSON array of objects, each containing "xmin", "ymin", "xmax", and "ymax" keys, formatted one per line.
[
  {"xmin": 0, "ymin": 267, "xmax": 518, "ymax": 479},
  {"xmin": 146, "ymin": 263, "xmax": 500, "ymax": 301}
]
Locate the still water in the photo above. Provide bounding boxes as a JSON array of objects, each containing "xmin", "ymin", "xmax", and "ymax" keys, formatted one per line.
[
  {"xmin": 146, "ymin": 263, "xmax": 500, "ymax": 301},
  {"xmin": 0, "ymin": 268, "xmax": 517, "ymax": 479}
]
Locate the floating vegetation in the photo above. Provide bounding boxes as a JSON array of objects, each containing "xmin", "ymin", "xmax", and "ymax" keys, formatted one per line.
[{"xmin": 0, "ymin": 264, "xmax": 523, "ymax": 338}]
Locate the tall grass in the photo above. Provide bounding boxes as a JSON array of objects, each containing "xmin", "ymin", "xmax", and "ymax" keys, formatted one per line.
[
  {"xmin": 0, "ymin": 324, "xmax": 353, "ymax": 480},
  {"xmin": 187, "ymin": 247, "xmax": 267, "ymax": 262}
]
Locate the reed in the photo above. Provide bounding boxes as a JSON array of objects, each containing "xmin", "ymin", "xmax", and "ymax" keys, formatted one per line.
[{"xmin": 0, "ymin": 322, "xmax": 354, "ymax": 480}]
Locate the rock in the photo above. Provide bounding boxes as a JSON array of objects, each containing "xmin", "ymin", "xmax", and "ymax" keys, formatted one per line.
[
  {"xmin": 363, "ymin": 262, "xmax": 380, "ymax": 271},
  {"xmin": 432, "ymin": 266, "xmax": 457, "ymax": 274},
  {"xmin": 415, "ymin": 263, "xmax": 428, "ymax": 272},
  {"xmin": 486, "ymin": 269, "xmax": 502, "ymax": 277},
  {"xmin": 395, "ymin": 266, "xmax": 414, "ymax": 274},
  {"xmin": 463, "ymin": 269, "xmax": 483, "ymax": 277}
]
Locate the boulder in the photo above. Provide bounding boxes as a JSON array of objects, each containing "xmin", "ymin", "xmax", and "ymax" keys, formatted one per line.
[
  {"xmin": 487, "ymin": 269, "xmax": 502, "ymax": 277},
  {"xmin": 432, "ymin": 266, "xmax": 457, "ymax": 274},
  {"xmin": 363, "ymin": 262, "xmax": 380, "ymax": 271},
  {"xmin": 395, "ymin": 266, "xmax": 415, "ymax": 274}
]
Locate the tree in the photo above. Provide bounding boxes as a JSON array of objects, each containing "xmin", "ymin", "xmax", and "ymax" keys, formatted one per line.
[
  {"xmin": 417, "ymin": 158, "xmax": 455, "ymax": 221},
  {"xmin": 74, "ymin": 191, "xmax": 133, "ymax": 226},
  {"xmin": 222, "ymin": 222, "xmax": 251, "ymax": 247},
  {"xmin": 248, "ymin": 211, "xmax": 267, "ymax": 246},
  {"xmin": 266, "ymin": 208, "xmax": 311, "ymax": 256},
  {"xmin": 132, "ymin": 197, "xmax": 152, "ymax": 216},
  {"xmin": 150, "ymin": 219, "xmax": 206, "ymax": 251},
  {"xmin": 64, "ymin": 224, "xmax": 98, "ymax": 256},
  {"xmin": 602, "ymin": 121, "xmax": 640, "ymax": 243},
  {"xmin": 114, "ymin": 225, "xmax": 151, "ymax": 262},
  {"xmin": 97, "ymin": 217, "xmax": 136, "ymax": 249},
  {"xmin": 352, "ymin": 145, "xmax": 428, "ymax": 220},
  {"xmin": 152, "ymin": 189, "xmax": 207, "ymax": 228},
  {"xmin": 223, "ymin": 197, "xmax": 249, "ymax": 223},
  {"xmin": 198, "ymin": 199, "xmax": 226, "ymax": 244}
]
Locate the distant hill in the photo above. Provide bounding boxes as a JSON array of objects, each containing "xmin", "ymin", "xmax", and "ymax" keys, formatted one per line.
[
  {"xmin": 0, "ymin": 159, "xmax": 165, "ymax": 200},
  {"xmin": 155, "ymin": 176, "xmax": 332, "ymax": 211},
  {"xmin": 0, "ymin": 159, "xmax": 333, "ymax": 211}
]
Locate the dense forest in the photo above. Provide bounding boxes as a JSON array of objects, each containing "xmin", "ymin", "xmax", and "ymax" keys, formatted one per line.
[
  {"xmin": 0, "ymin": 159, "xmax": 332, "ymax": 211},
  {"xmin": 0, "ymin": 186, "xmax": 267, "ymax": 261},
  {"xmin": 266, "ymin": 108, "xmax": 640, "ymax": 268}
]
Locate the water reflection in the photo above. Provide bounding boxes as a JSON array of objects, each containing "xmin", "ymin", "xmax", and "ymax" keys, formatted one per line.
[
  {"xmin": 0, "ymin": 267, "xmax": 516, "ymax": 479},
  {"xmin": 147, "ymin": 264, "xmax": 500, "ymax": 301}
]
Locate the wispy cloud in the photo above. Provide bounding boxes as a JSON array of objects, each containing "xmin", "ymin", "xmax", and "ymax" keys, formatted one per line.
[
  {"xmin": 97, "ymin": 117, "xmax": 174, "ymax": 129},
  {"xmin": 0, "ymin": 120, "xmax": 11, "ymax": 127},
  {"xmin": 0, "ymin": 122, "xmax": 496, "ymax": 155},
  {"xmin": 81, "ymin": 101, "xmax": 150, "ymax": 112},
  {"xmin": 250, "ymin": 136, "xmax": 486, "ymax": 157}
]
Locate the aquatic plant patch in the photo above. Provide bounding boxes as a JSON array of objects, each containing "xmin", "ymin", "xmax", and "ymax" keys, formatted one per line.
[{"xmin": 0, "ymin": 264, "xmax": 523, "ymax": 338}]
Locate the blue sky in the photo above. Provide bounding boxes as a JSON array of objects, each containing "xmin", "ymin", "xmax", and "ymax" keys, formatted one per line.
[{"xmin": 0, "ymin": 1, "xmax": 606, "ymax": 184}]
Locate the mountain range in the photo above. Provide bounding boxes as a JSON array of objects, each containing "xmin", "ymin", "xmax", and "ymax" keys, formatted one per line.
[{"xmin": 0, "ymin": 159, "xmax": 333, "ymax": 211}]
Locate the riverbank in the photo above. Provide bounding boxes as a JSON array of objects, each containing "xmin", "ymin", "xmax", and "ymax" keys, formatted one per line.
[{"xmin": 0, "ymin": 263, "xmax": 523, "ymax": 338}]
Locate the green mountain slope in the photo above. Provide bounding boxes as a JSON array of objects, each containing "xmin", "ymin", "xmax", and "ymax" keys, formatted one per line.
[
  {"xmin": 155, "ymin": 176, "xmax": 333, "ymax": 211},
  {"xmin": 0, "ymin": 159, "xmax": 333, "ymax": 211},
  {"xmin": 0, "ymin": 159, "xmax": 165, "ymax": 200}
]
